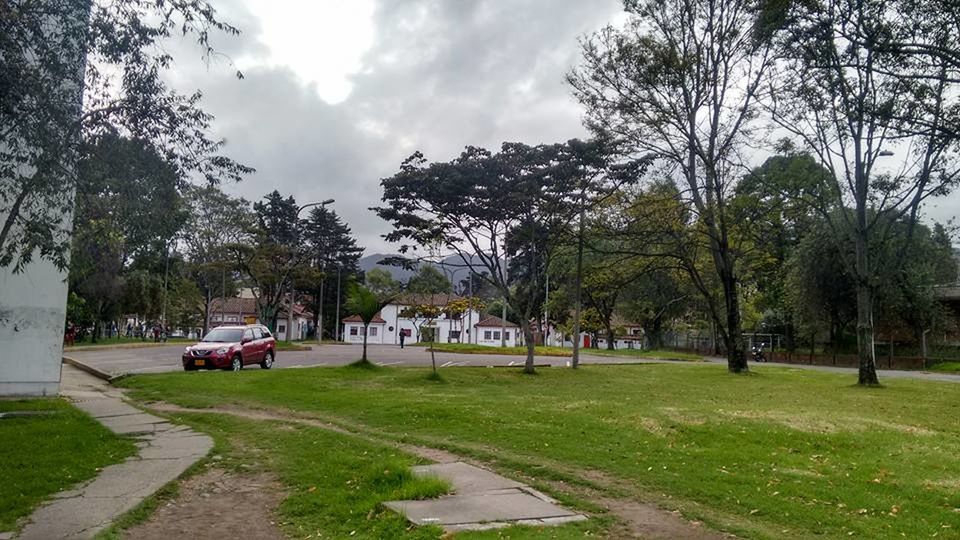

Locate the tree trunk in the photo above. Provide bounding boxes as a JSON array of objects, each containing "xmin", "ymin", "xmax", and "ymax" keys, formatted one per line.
[
  {"xmin": 604, "ymin": 319, "xmax": 615, "ymax": 350},
  {"xmin": 362, "ymin": 323, "xmax": 369, "ymax": 361},
  {"xmin": 571, "ymin": 203, "xmax": 585, "ymax": 368},
  {"xmin": 520, "ymin": 319, "xmax": 536, "ymax": 374},
  {"xmin": 721, "ymin": 265, "xmax": 748, "ymax": 372},
  {"xmin": 855, "ymin": 282, "xmax": 879, "ymax": 384}
]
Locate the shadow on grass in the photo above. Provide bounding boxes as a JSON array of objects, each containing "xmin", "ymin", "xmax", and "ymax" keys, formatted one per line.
[
  {"xmin": 347, "ymin": 359, "xmax": 381, "ymax": 370},
  {"xmin": 424, "ymin": 371, "xmax": 445, "ymax": 383}
]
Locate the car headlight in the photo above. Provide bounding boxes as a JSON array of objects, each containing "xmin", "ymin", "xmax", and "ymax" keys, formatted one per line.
[
  {"xmin": 216, "ymin": 347, "xmax": 229, "ymax": 354},
  {"xmin": 184, "ymin": 347, "xmax": 191, "ymax": 353}
]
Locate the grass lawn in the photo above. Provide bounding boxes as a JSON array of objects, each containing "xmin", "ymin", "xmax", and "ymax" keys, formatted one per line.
[
  {"xmin": 417, "ymin": 342, "xmax": 573, "ymax": 356},
  {"xmin": 66, "ymin": 336, "xmax": 191, "ymax": 348},
  {"xmin": 0, "ymin": 399, "xmax": 136, "ymax": 532},
  {"xmin": 119, "ymin": 364, "xmax": 960, "ymax": 539},
  {"xmin": 587, "ymin": 348, "xmax": 703, "ymax": 361},
  {"xmin": 930, "ymin": 361, "xmax": 960, "ymax": 373},
  {"xmin": 418, "ymin": 342, "xmax": 702, "ymax": 361}
]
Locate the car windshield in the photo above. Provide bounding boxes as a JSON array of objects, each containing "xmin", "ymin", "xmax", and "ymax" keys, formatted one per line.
[{"xmin": 201, "ymin": 328, "xmax": 244, "ymax": 343}]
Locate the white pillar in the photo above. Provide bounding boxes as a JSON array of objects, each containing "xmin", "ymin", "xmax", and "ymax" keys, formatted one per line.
[{"xmin": 0, "ymin": 3, "xmax": 90, "ymax": 396}]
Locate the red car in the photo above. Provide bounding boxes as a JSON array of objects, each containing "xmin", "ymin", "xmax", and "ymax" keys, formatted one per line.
[{"xmin": 182, "ymin": 324, "xmax": 276, "ymax": 372}]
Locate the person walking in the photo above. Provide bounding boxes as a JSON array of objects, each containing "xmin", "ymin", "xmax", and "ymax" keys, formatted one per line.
[{"xmin": 399, "ymin": 330, "xmax": 406, "ymax": 349}]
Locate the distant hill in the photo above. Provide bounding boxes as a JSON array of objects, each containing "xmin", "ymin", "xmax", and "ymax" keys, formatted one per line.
[{"xmin": 359, "ymin": 253, "xmax": 499, "ymax": 287}]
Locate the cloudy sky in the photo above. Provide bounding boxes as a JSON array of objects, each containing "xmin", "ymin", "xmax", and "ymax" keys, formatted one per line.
[
  {"xmin": 165, "ymin": 0, "xmax": 623, "ymax": 253},
  {"xmin": 167, "ymin": 0, "xmax": 957, "ymax": 254}
]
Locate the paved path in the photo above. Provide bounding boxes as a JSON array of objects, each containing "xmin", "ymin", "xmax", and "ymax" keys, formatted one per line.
[
  {"xmin": 16, "ymin": 366, "xmax": 212, "ymax": 540},
  {"xmin": 384, "ymin": 462, "xmax": 586, "ymax": 532}
]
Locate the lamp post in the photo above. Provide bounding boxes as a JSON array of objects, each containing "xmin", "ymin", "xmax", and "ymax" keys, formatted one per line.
[{"xmin": 288, "ymin": 198, "xmax": 334, "ymax": 342}]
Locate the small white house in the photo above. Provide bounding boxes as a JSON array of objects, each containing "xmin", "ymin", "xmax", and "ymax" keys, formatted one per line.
[{"xmin": 341, "ymin": 293, "xmax": 519, "ymax": 347}]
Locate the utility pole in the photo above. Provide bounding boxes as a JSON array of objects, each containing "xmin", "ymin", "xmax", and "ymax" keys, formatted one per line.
[
  {"xmin": 544, "ymin": 271, "xmax": 549, "ymax": 347},
  {"xmin": 317, "ymin": 276, "xmax": 325, "ymax": 342},
  {"xmin": 334, "ymin": 266, "xmax": 342, "ymax": 341},
  {"xmin": 467, "ymin": 271, "xmax": 473, "ymax": 344},
  {"xmin": 571, "ymin": 201, "xmax": 585, "ymax": 368}
]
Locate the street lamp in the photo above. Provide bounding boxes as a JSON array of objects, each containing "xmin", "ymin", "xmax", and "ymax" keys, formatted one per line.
[{"xmin": 287, "ymin": 198, "xmax": 335, "ymax": 343}]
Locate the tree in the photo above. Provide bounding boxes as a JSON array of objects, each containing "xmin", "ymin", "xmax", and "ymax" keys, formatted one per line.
[
  {"xmin": 303, "ymin": 206, "xmax": 363, "ymax": 339},
  {"xmin": 233, "ymin": 192, "xmax": 307, "ymax": 331},
  {"xmin": 1, "ymin": 0, "xmax": 252, "ymax": 272},
  {"xmin": 407, "ymin": 265, "xmax": 453, "ymax": 294},
  {"xmin": 365, "ymin": 268, "xmax": 403, "ymax": 299},
  {"xmin": 568, "ymin": 0, "xmax": 778, "ymax": 372},
  {"xmin": 68, "ymin": 135, "xmax": 186, "ymax": 339},
  {"xmin": 182, "ymin": 186, "xmax": 250, "ymax": 334},
  {"xmin": 344, "ymin": 284, "xmax": 394, "ymax": 363},
  {"xmin": 771, "ymin": 0, "xmax": 960, "ymax": 384},
  {"xmin": 403, "ymin": 303, "xmax": 444, "ymax": 374},
  {"xmin": 376, "ymin": 141, "xmax": 598, "ymax": 374}
]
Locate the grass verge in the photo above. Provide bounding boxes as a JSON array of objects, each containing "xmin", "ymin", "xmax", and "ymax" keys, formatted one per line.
[
  {"xmin": 419, "ymin": 343, "xmax": 573, "ymax": 357},
  {"xmin": 119, "ymin": 363, "xmax": 960, "ymax": 539},
  {"xmin": 586, "ymin": 348, "xmax": 703, "ymax": 361},
  {"xmin": 0, "ymin": 399, "xmax": 136, "ymax": 532},
  {"xmin": 929, "ymin": 361, "xmax": 960, "ymax": 373}
]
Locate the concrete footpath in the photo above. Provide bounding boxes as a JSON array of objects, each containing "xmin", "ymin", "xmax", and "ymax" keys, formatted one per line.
[
  {"xmin": 384, "ymin": 462, "xmax": 586, "ymax": 532},
  {"xmin": 16, "ymin": 365, "xmax": 212, "ymax": 540}
]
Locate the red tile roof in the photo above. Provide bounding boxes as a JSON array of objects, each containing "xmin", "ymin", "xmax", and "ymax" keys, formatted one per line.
[{"xmin": 474, "ymin": 315, "xmax": 518, "ymax": 328}]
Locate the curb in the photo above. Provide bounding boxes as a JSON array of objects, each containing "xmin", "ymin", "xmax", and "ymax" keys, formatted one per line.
[
  {"xmin": 62, "ymin": 356, "xmax": 125, "ymax": 384},
  {"xmin": 63, "ymin": 342, "xmax": 182, "ymax": 352}
]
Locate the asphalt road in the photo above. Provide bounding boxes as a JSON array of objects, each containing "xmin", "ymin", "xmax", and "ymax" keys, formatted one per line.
[{"xmin": 64, "ymin": 343, "xmax": 663, "ymax": 376}]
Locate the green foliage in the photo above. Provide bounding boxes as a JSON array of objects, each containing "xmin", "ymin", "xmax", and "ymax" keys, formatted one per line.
[
  {"xmin": 406, "ymin": 265, "xmax": 452, "ymax": 294},
  {"xmin": 365, "ymin": 268, "xmax": 402, "ymax": 298}
]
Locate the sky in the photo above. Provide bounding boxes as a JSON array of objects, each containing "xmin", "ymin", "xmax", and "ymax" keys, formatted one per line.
[
  {"xmin": 165, "ymin": 0, "xmax": 958, "ymax": 254},
  {"xmin": 164, "ymin": 0, "xmax": 623, "ymax": 253}
]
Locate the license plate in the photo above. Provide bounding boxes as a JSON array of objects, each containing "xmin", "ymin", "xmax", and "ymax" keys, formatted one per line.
[{"xmin": 195, "ymin": 360, "xmax": 205, "ymax": 366}]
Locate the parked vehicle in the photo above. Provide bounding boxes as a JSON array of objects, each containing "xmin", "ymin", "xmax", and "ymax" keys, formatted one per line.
[{"xmin": 182, "ymin": 325, "xmax": 276, "ymax": 371}]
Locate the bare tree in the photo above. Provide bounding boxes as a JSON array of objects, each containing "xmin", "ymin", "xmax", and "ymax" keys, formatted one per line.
[
  {"xmin": 768, "ymin": 0, "xmax": 960, "ymax": 384},
  {"xmin": 568, "ymin": 0, "xmax": 778, "ymax": 372}
]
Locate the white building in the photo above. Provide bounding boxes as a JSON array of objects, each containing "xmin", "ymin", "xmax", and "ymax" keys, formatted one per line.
[
  {"xmin": 341, "ymin": 293, "xmax": 520, "ymax": 347},
  {"xmin": 207, "ymin": 297, "xmax": 313, "ymax": 341}
]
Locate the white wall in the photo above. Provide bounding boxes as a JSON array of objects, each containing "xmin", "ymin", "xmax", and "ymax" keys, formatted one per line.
[
  {"xmin": 475, "ymin": 327, "xmax": 519, "ymax": 347},
  {"xmin": 344, "ymin": 322, "xmax": 385, "ymax": 344},
  {"xmin": 0, "ymin": 6, "xmax": 90, "ymax": 396}
]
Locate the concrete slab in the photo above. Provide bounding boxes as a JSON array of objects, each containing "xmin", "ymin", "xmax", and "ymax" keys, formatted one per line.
[
  {"xmin": 16, "ymin": 364, "xmax": 212, "ymax": 539},
  {"xmin": 385, "ymin": 491, "xmax": 580, "ymax": 526},
  {"xmin": 412, "ymin": 462, "xmax": 524, "ymax": 494},
  {"xmin": 384, "ymin": 461, "xmax": 586, "ymax": 532}
]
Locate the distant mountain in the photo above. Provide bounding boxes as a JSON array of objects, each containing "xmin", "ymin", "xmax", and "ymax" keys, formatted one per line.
[{"xmin": 359, "ymin": 253, "xmax": 500, "ymax": 287}]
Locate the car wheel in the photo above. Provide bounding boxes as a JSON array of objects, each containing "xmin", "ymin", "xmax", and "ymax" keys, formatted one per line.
[
  {"xmin": 260, "ymin": 350, "xmax": 274, "ymax": 370},
  {"xmin": 231, "ymin": 355, "xmax": 243, "ymax": 372}
]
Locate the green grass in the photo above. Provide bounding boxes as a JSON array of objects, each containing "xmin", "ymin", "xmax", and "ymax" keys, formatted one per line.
[
  {"xmin": 66, "ymin": 336, "xmax": 191, "ymax": 348},
  {"xmin": 587, "ymin": 348, "xmax": 703, "ymax": 361},
  {"xmin": 418, "ymin": 342, "xmax": 574, "ymax": 357},
  {"xmin": 418, "ymin": 342, "xmax": 702, "ymax": 361},
  {"xmin": 119, "ymin": 364, "xmax": 960, "ymax": 539},
  {"xmin": 116, "ymin": 412, "xmax": 602, "ymax": 539},
  {"xmin": 275, "ymin": 340, "xmax": 312, "ymax": 351},
  {"xmin": 929, "ymin": 361, "xmax": 960, "ymax": 373},
  {"xmin": 0, "ymin": 399, "xmax": 136, "ymax": 532}
]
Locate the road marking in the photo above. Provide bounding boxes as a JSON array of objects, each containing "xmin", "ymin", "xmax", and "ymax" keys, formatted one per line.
[
  {"xmin": 508, "ymin": 361, "xmax": 516, "ymax": 366},
  {"xmin": 376, "ymin": 361, "xmax": 403, "ymax": 366},
  {"xmin": 440, "ymin": 361, "xmax": 454, "ymax": 368}
]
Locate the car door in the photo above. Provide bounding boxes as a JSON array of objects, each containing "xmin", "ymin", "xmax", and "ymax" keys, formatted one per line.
[
  {"xmin": 252, "ymin": 327, "xmax": 266, "ymax": 361},
  {"xmin": 241, "ymin": 328, "xmax": 256, "ymax": 364}
]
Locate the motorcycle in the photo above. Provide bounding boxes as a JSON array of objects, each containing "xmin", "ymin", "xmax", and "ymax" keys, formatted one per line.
[{"xmin": 751, "ymin": 345, "xmax": 766, "ymax": 363}]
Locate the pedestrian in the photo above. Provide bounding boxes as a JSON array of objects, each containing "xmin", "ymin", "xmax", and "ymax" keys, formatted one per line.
[
  {"xmin": 399, "ymin": 329, "xmax": 405, "ymax": 349},
  {"xmin": 126, "ymin": 322, "xmax": 133, "ymax": 337}
]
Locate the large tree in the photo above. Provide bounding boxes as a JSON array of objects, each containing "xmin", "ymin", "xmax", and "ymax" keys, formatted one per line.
[
  {"xmin": 568, "ymin": 0, "xmax": 778, "ymax": 372},
  {"xmin": 1, "ymin": 0, "xmax": 252, "ymax": 272},
  {"xmin": 303, "ymin": 206, "xmax": 363, "ymax": 339},
  {"xmin": 376, "ymin": 141, "xmax": 600, "ymax": 374},
  {"xmin": 771, "ymin": 0, "xmax": 960, "ymax": 384}
]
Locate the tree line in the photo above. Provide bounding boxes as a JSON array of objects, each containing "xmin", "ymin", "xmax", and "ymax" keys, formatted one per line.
[{"xmin": 376, "ymin": 0, "xmax": 960, "ymax": 385}]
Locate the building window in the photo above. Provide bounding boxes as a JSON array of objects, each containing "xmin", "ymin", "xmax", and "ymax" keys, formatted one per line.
[
  {"xmin": 402, "ymin": 328, "xmax": 412, "ymax": 337},
  {"xmin": 212, "ymin": 315, "xmax": 222, "ymax": 322},
  {"xmin": 350, "ymin": 327, "xmax": 358, "ymax": 336},
  {"xmin": 504, "ymin": 332, "xmax": 510, "ymax": 341},
  {"xmin": 369, "ymin": 327, "xmax": 378, "ymax": 337},
  {"xmin": 484, "ymin": 330, "xmax": 492, "ymax": 340},
  {"xmin": 493, "ymin": 331, "xmax": 501, "ymax": 340},
  {"xmin": 278, "ymin": 324, "xmax": 286, "ymax": 333},
  {"xmin": 227, "ymin": 316, "xmax": 238, "ymax": 322},
  {"xmin": 448, "ymin": 330, "xmax": 460, "ymax": 340}
]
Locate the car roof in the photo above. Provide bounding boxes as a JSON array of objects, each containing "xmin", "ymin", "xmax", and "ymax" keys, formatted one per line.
[{"xmin": 213, "ymin": 324, "xmax": 267, "ymax": 330}]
